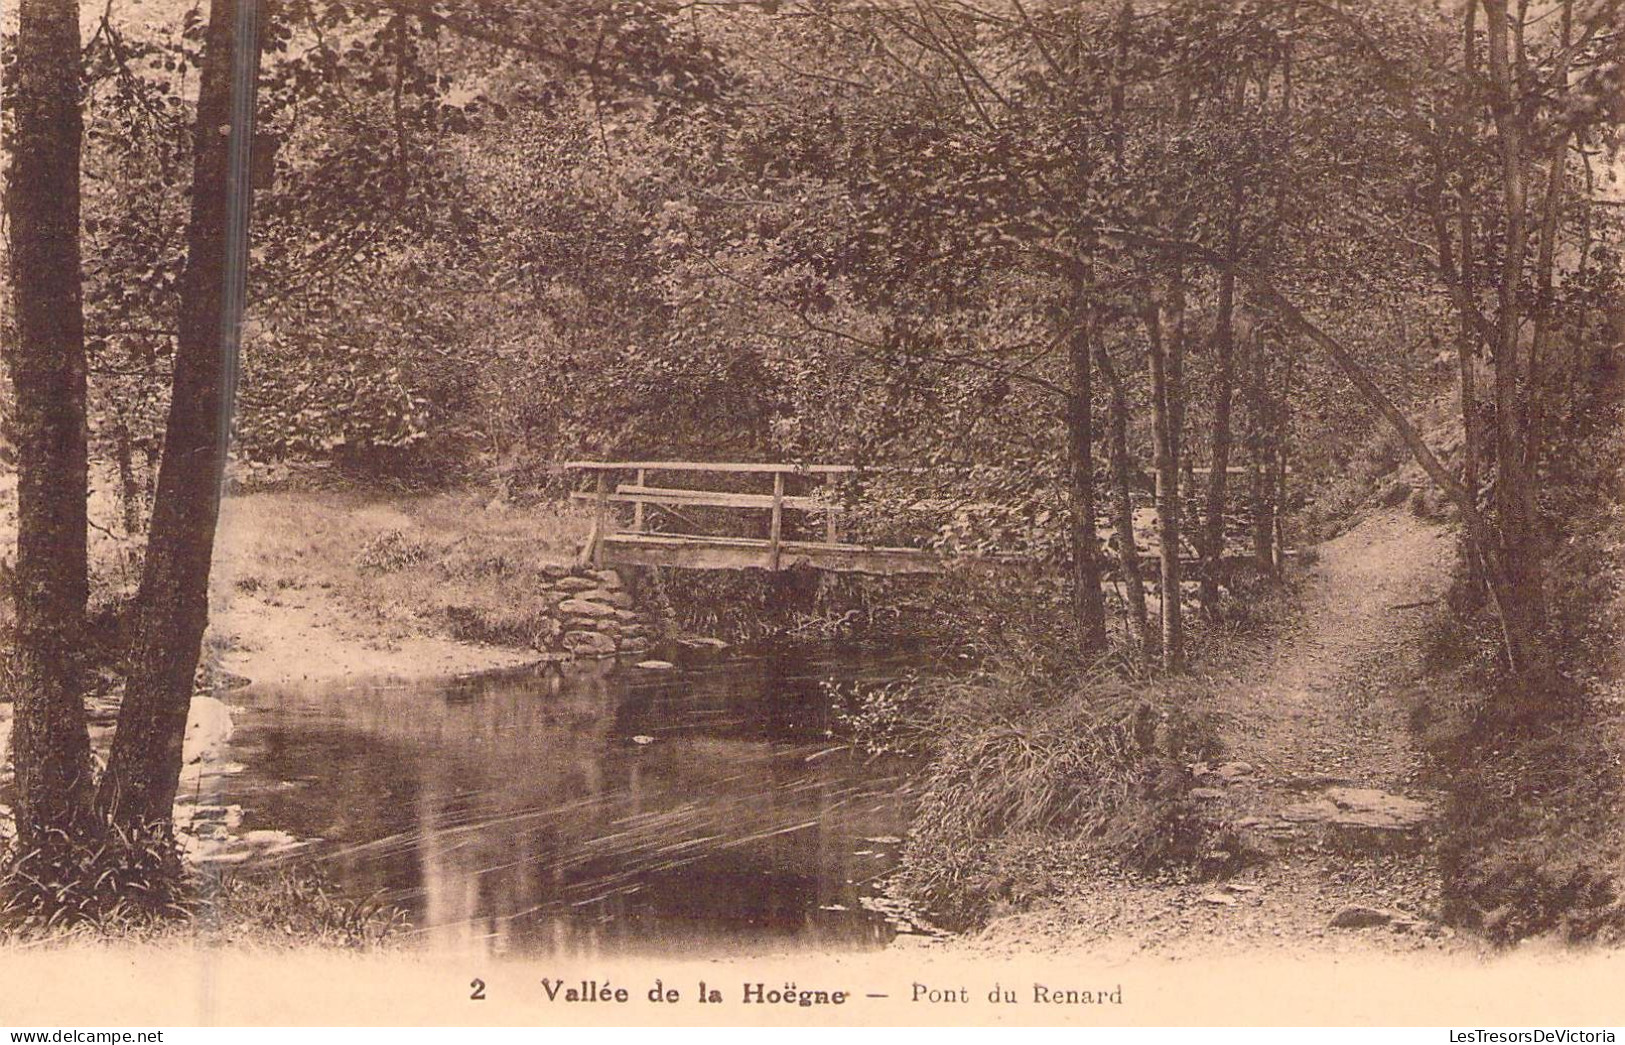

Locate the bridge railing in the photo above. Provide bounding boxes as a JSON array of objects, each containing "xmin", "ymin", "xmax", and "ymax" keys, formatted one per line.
[{"xmin": 562, "ymin": 460, "xmax": 865, "ymax": 570}]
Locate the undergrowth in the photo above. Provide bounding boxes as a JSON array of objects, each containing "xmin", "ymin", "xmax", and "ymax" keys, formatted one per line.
[
  {"xmin": 0, "ymin": 824, "xmax": 191, "ymax": 937},
  {"xmin": 655, "ymin": 566, "xmax": 923, "ymax": 644},
  {"xmin": 1415, "ymin": 397, "xmax": 1625, "ymax": 946},
  {"xmin": 191, "ymin": 868, "xmax": 408, "ymax": 948},
  {"xmin": 829, "ymin": 567, "xmax": 1290, "ymax": 929},
  {"xmin": 1417, "ymin": 628, "xmax": 1625, "ymax": 944}
]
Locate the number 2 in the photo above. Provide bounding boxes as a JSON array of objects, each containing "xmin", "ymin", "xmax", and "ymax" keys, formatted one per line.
[{"xmin": 470, "ymin": 978, "xmax": 487, "ymax": 1001}]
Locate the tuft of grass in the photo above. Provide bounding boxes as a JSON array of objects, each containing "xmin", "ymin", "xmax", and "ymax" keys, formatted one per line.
[
  {"xmin": 192, "ymin": 867, "xmax": 408, "ymax": 949},
  {"xmin": 356, "ymin": 530, "xmax": 430, "ymax": 572},
  {"xmin": 438, "ymin": 601, "xmax": 558, "ymax": 649},
  {"xmin": 0, "ymin": 823, "xmax": 192, "ymax": 938},
  {"xmin": 0, "ymin": 827, "xmax": 408, "ymax": 949},
  {"xmin": 894, "ymin": 682, "xmax": 1233, "ymax": 927},
  {"xmin": 856, "ymin": 628, "xmax": 1237, "ymax": 926}
]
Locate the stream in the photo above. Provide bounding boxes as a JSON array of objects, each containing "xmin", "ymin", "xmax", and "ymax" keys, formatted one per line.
[{"xmin": 189, "ymin": 646, "xmax": 927, "ymax": 957}]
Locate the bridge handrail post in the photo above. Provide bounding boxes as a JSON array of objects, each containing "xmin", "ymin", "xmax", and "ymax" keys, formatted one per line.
[
  {"xmin": 592, "ymin": 470, "xmax": 610, "ymax": 566},
  {"xmin": 633, "ymin": 468, "xmax": 647, "ymax": 533},
  {"xmin": 769, "ymin": 470, "xmax": 785, "ymax": 571}
]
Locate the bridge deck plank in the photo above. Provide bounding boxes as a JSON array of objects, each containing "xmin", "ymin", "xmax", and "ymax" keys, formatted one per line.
[{"xmin": 600, "ymin": 533, "xmax": 942, "ymax": 575}]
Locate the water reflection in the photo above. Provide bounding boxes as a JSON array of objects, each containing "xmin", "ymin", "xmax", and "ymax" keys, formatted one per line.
[{"xmin": 208, "ymin": 649, "xmax": 920, "ymax": 957}]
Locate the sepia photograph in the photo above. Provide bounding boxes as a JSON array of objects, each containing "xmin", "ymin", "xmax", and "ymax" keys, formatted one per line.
[{"xmin": 0, "ymin": 0, "xmax": 1623, "ymax": 1029}]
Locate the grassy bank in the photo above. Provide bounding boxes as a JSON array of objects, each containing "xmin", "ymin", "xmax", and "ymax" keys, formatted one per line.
[
  {"xmin": 211, "ymin": 488, "xmax": 925, "ymax": 672},
  {"xmin": 208, "ymin": 489, "xmax": 600, "ymax": 683},
  {"xmin": 216, "ymin": 489, "xmax": 591, "ymax": 644},
  {"xmin": 1, "ymin": 851, "xmax": 406, "ymax": 951},
  {"xmin": 836, "ymin": 568, "xmax": 1300, "ymax": 928}
]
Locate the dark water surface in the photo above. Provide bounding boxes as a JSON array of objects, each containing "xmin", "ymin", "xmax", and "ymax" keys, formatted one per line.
[{"xmin": 204, "ymin": 648, "xmax": 923, "ymax": 957}]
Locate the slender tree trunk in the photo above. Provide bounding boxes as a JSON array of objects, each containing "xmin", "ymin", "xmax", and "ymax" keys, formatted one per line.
[
  {"xmin": 98, "ymin": 0, "xmax": 262, "ymax": 830},
  {"xmin": 1480, "ymin": 0, "xmax": 1544, "ymax": 676},
  {"xmin": 1143, "ymin": 277, "xmax": 1185, "ymax": 673},
  {"xmin": 1095, "ymin": 335, "xmax": 1149, "ymax": 647},
  {"xmin": 113, "ymin": 413, "xmax": 143, "ymax": 535},
  {"xmin": 1273, "ymin": 349, "xmax": 1294, "ymax": 570},
  {"xmin": 1109, "ymin": 0, "xmax": 1132, "ymax": 169},
  {"xmin": 1067, "ymin": 303, "xmax": 1108, "ymax": 653},
  {"xmin": 1574, "ymin": 150, "xmax": 1596, "ymax": 357},
  {"xmin": 1167, "ymin": 259, "xmax": 1188, "ymax": 650},
  {"xmin": 1200, "ymin": 70, "xmax": 1250, "ymax": 612},
  {"xmin": 1247, "ymin": 329, "xmax": 1275, "ymax": 573},
  {"xmin": 1521, "ymin": 0, "xmax": 1573, "ymax": 523},
  {"xmin": 4, "ymin": 0, "xmax": 95, "ymax": 846},
  {"xmin": 1451, "ymin": 0, "xmax": 1488, "ymax": 598},
  {"xmin": 1200, "ymin": 260, "xmax": 1239, "ymax": 612},
  {"xmin": 1430, "ymin": 144, "xmax": 1488, "ymax": 597}
]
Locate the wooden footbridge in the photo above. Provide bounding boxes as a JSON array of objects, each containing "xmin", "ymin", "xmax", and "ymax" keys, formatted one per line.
[
  {"xmin": 566, "ymin": 460, "xmax": 1287, "ymax": 577},
  {"xmin": 567, "ymin": 461, "xmax": 943, "ymax": 575}
]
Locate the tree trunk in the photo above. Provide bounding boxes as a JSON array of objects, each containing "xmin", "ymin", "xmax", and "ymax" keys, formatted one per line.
[
  {"xmin": 4, "ymin": 0, "xmax": 95, "ymax": 846},
  {"xmin": 1200, "ymin": 70, "xmax": 1250, "ymax": 612},
  {"xmin": 1067, "ymin": 304, "xmax": 1108, "ymax": 653},
  {"xmin": 1095, "ymin": 335, "xmax": 1149, "ymax": 647},
  {"xmin": 1166, "ymin": 261, "xmax": 1188, "ymax": 670},
  {"xmin": 1143, "ymin": 278, "xmax": 1185, "ymax": 673},
  {"xmin": 1449, "ymin": 0, "xmax": 1487, "ymax": 598},
  {"xmin": 98, "ymin": 0, "xmax": 262, "ymax": 830},
  {"xmin": 1273, "ymin": 349, "xmax": 1294, "ymax": 570},
  {"xmin": 113, "ymin": 412, "xmax": 143, "ymax": 535},
  {"xmin": 1248, "ymin": 329, "xmax": 1276, "ymax": 573},
  {"xmin": 1428, "ymin": 127, "xmax": 1488, "ymax": 598},
  {"xmin": 1515, "ymin": 0, "xmax": 1575, "ymax": 505},
  {"xmin": 1479, "ymin": 0, "xmax": 1545, "ymax": 676},
  {"xmin": 1199, "ymin": 264, "xmax": 1238, "ymax": 612},
  {"xmin": 1109, "ymin": 0, "xmax": 1132, "ymax": 170}
]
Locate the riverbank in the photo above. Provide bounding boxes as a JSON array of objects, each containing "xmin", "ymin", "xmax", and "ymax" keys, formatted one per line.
[
  {"xmin": 3, "ymin": 486, "xmax": 592, "ymax": 902},
  {"xmin": 208, "ymin": 489, "xmax": 592, "ymax": 686},
  {"xmin": 210, "ymin": 574, "xmax": 540, "ymax": 687}
]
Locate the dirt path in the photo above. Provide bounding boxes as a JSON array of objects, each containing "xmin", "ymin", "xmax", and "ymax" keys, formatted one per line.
[
  {"xmin": 961, "ymin": 508, "xmax": 1478, "ymax": 962},
  {"xmin": 1211, "ymin": 508, "xmax": 1450, "ymax": 793}
]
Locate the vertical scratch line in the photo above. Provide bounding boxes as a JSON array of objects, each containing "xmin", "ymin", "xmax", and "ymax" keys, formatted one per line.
[{"xmin": 216, "ymin": 0, "xmax": 261, "ymax": 498}]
